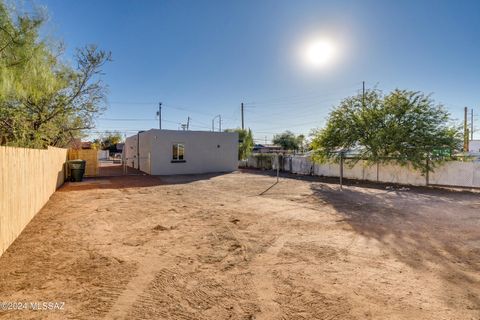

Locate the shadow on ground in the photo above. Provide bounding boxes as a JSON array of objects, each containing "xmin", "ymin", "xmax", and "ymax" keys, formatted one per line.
[
  {"xmin": 59, "ymin": 172, "xmax": 231, "ymax": 192},
  {"xmin": 241, "ymin": 167, "xmax": 480, "ymax": 196},
  {"xmin": 308, "ymin": 183, "xmax": 480, "ymax": 309},
  {"xmin": 240, "ymin": 168, "xmax": 480, "ymax": 310}
]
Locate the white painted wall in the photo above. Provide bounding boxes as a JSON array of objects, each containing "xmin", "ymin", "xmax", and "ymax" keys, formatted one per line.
[
  {"xmin": 469, "ymin": 140, "xmax": 480, "ymax": 153},
  {"xmin": 138, "ymin": 131, "xmax": 152, "ymax": 173},
  {"xmin": 125, "ymin": 129, "xmax": 238, "ymax": 175},
  {"xmin": 429, "ymin": 161, "xmax": 480, "ymax": 187},
  {"xmin": 244, "ymin": 155, "xmax": 480, "ymax": 188},
  {"xmin": 124, "ymin": 135, "xmax": 138, "ymax": 168},
  {"xmin": 97, "ymin": 150, "xmax": 109, "ymax": 160}
]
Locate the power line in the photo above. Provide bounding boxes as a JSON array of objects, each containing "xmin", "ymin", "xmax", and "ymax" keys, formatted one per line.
[
  {"xmin": 107, "ymin": 101, "xmax": 218, "ymax": 117},
  {"xmin": 99, "ymin": 118, "xmax": 156, "ymax": 121},
  {"xmin": 244, "ymin": 95, "xmax": 343, "ymax": 108},
  {"xmin": 189, "ymin": 118, "xmax": 211, "ymax": 128},
  {"xmin": 108, "ymin": 101, "xmax": 156, "ymax": 105},
  {"xmin": 254, "ymin": 120, "xmax": 322, "ymax": 132},
  {"xmin": 85, "ymin": 130, "xmax": 145, "ymax": 133},
  {"xmin": 244, "ymin": 82, "xmax": 361, "ymax": 105},
  {"xmin": 247, "ymin": 96, "xmax": 340, "ymax": 109},
  {"xmin": 98, "ymin": 118, "xmax": 181, "ymax": 124}
]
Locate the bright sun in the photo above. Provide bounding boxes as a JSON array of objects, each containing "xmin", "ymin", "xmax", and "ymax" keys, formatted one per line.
[{"xmin": 303, "ymin": 38, "xmax": 336, "ymax": 68}]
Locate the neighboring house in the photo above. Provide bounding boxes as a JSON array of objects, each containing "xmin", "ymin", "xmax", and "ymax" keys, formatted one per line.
[
  {"xmin": 252, "ymin": 144, "xmax": 282, "ymax": 153},
  {"xmin": 81, "ymin": 141, "xmax": 93, "ymax": 149},
  {"xmin": 68, "ymin": 139, "xmax": 94, "ymax": 150},
  {"xmin": 124, "ymin": 129, "xmax": 238, "ymax": 175}
]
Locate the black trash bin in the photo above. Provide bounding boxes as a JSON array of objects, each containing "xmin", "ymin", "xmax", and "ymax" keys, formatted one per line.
[{"xmin": 68, "ymin": 160, "xmax": 86, "ymax": 182}]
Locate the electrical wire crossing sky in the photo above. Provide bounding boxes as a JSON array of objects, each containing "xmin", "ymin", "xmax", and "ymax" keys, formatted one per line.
[{"xmin": 39, "ymin": 0, "xmax": 480, "ymax": 141}]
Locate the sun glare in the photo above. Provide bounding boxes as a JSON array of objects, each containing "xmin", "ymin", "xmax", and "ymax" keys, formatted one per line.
[{"xmin": 303, "ymin": 38, "xmax": 336, "ymax": 68}]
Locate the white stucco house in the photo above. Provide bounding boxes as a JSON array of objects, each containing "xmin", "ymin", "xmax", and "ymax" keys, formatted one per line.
[{"xmin": 124, "ymin": 129, "xmax": 238, "ymax": 175}]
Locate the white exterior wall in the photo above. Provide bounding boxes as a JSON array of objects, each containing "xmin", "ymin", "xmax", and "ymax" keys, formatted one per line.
[
  {"xmin": 270, "ymin": 155, "xmax": 480, "ymax": 188},
  {"xmin": 124, "ymin": 135, "xmax": 138, "ymax": 168},
  {"xmin": 342, "ymin": 162, "xmax": 366, "ymax": 180},
  {"xmin": 138, "ymin": 131, "xmax": 152, "ymax": 173},
  {"xmin": 125, "ymin": 130, "xmax": 238, "ymax": 175},
  {"xmin": 292, "ymin": 156, "xmax": 313, "ymax": 174},
  {"xmin": 469, "ymin": 140, "xmax": 480, "ymax": 153},
  {"xmin": 429, "ymin": 161, "xmax": 480, "ymax": 187},
  {"xmin": 97, "ymin": 150, "xmax": 109, "ymax": 160},
  {"xmin": 377, "ymin": 162, "xmax": 425, "ymax": 185}
]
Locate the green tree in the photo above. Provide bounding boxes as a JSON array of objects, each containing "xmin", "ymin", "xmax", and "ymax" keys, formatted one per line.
[
  {"xmin": 93, "ymin": 131, "xmax": 123, "ymax": 151},
  {"xmin": 273, "ymin": 130, "xmax": 302, "ymax": 152},
  {"xmin": 310, "ymin": 89, "xmax": 462, "ymax": 172},
  {"xmin": 0, "ymin": 1, "xmax": 110, "ymax": 148},
  {"xmin": 225, "ymin": 128, "xmax": 254, "ymax": 160},
  {"xmin": 296, "ymin": 134, "xmax": 305, "ymax": 152}
]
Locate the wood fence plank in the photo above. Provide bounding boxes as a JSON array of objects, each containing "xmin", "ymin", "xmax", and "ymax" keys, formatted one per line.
[{"xmin": 0, "ymin": 146, "xmax": 67, "ymax": 256}]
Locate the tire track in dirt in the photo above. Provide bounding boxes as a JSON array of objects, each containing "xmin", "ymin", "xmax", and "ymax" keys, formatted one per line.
[
  {"xmin": 249, "ymin": 235, "xmax": 288, "ymax": 320},
  {"xmin": 104, "ymin": 255, "xmax": 166, "ymax": 320}
]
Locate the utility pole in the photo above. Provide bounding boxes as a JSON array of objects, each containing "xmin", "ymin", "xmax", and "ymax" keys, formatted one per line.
[
  {"xmin": 212, "ymin": 115, "xmax": 221, "ymax": 132},
  {"xmin": 464, "ymin": 107, "xmax": 469, "ymax": 152},
  {"xmin": 157, "ymin": 102, "xmax": 162, "ymax": 130},
  {"xmin": 187, "ymin": 116, "xmax": 190, "ymax": 130},
  {"xmin": 241, "ymin": 103, "xmax": 244, "ymax": 130},
  {"xmin": 471, "ymin": 109, "xmax": 474, "ymax": 141}
]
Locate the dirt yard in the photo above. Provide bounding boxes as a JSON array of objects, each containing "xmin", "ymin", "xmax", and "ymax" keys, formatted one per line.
[{"xmin": 0, "ymin": 169, "xmax": 479, "ymax": 319}]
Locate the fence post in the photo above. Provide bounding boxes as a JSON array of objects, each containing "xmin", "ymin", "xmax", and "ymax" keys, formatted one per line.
[
  {"xmin": 425, "ymin": 155, "xmax": 430, "ymax": 186},
  {"xmin": 276, "ymin": 153, "xmax": 280, "ymax": 183},
  {"xmin": 339, "ymin": 153, "xmax": 344, "ymax": 190}
]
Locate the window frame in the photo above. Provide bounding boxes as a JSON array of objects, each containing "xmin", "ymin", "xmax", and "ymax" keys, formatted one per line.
[{"xmin": 171, "ymin": 143, "xmax": 186, "ymax": 163}]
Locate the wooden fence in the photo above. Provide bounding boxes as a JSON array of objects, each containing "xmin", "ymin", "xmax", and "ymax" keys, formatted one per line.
[
  {"xmin": 68, "ymin": 149, "xmax": 98, "ymax": 176},
  {"xmin": 0, "ymin": 146, "xmax": 68, "ymax": 256}
]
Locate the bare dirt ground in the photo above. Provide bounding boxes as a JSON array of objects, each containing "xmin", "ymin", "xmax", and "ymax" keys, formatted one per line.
[{"xmin": 0, "ymin": 169, "xmax": 479, "ymax": 320}]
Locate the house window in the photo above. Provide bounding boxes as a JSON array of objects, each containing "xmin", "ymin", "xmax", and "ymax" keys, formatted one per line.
[{"xmin": 172, "ymin": 143, "xmax": 185, "ymax": 162}]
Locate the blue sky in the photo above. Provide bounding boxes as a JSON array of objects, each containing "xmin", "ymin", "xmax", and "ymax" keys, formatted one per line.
[{"xmin": 38, "ymin": 0, "xmax": 480, "ymax": 142}]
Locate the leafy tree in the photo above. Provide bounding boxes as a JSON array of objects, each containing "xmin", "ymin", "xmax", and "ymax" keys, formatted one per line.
[
  {"xmin": 0, "ymin": 1, "xmax": 111, "ymax": 148},
  {"xmin": 93, "ymin": 131, "xmax": 123, "ymax": 151},
  {"xmin": 273, "ymin": 130, "xmax": 303, "ymax": 152},
  {"xmin": 297, "ymin": 134, "xmax": 306, "ymax": 152},
  {"xmin": 225, "ymin": 128, "xmax": 254, "ymax": 160},
  {"xmin": 310, "ymin": 89, "xmax": 462, "ymax": 172},
  {"xmin": 0, "ymin": 2, "xmax": 46, "ymax": 98}
]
